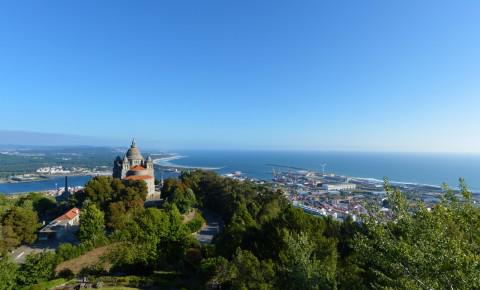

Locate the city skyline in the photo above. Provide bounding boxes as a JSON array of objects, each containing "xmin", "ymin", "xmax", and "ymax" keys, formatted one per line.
[{"xmin": 1, "ymin": 1, "xmax": 480, "ymax": 152}]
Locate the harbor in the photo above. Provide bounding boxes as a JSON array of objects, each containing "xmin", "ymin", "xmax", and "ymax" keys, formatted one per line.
[{"xmin": 1, "ymin": 152, "xmax": 479, "ymax": 222}]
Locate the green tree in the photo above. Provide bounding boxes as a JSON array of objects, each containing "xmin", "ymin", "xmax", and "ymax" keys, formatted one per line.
[
  {"xmin": 1, "ymin": 206, "xmax": 40, "ymax": 250},
  {"xmin": 83, "ymin": 176, "xmax": 114, "ymax": 209},
  {"xmin": 230, "ymin": 249, "xmax": 275, "ymax": 290},
  {"xmin": 0, "ymin": 195, "xmax": 16, "ymax": 217},
  {"xmin": 162, "ymin": 205, "xmax": 192, "ymax": 265},
  {"xmin": 17, "ymin": 251, "xmax": 56, "ymax": 286},
  {"xmin": 200, "ymin": 250, "xmax": 275, "ymax": 290},
  {"xmin": 80, "ymin": 176, "xmax": 147, "ymax": 231},
  {"xmin": 185, "ymin": 210, "xmax": 206, "ymax": 233},
  {"xmin": 56, "ymin": 243, "xmax": 82, "ymax": 262},
  {"xmin": 121, "ymin": 180, "xmax": 148, "ymax": 201},
  {"xmin": 107, "ymin": 206, "xmax": 192, "ymax": 273},
  {"xmin": 335, "ymin": 215, "xmax": 365, "ymax": 290},
  {"xmin": 162, "ymin": 179, "xmax": 196, "ymax": 213},
  {"xmin": 106, "ymin": 199, "xmax": 144, "ymax": 230},
  {"xmin": 77, "ymin": 203, "xmax": 105, "ymax": 245},
  {"xmin": 17, "ymin": 192, "xmax": 57, "ymax": 221},
  {"xmin": 83, "ymin": 176, "xmax": 148, "ymax": 211},
  {"xmin": 355, "ymin": 179, "xmax": 480, "ymax": 290},
  {"xmin": 201, "ymin": 256, "xmax": 235, "ymax": 288},
  {"xmin": 0, "ymin": 253, "xmax": 18, "ymax": 290},
  {"xmin": 279, "ymin": 231, "xmax": 335, "ymax": 290}
]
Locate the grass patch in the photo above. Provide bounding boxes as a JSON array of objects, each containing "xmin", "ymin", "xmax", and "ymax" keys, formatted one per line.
[
  {"xmin": 85, "ymin": 287, "xmax": 139, "ymax": 290},
  {"xmin": 21, "ymin": 278, "xmax": 67, "ymax": 290},
  {"xmin": 56, "ymin": 245, "xmax": 113, "ymax": 274}
]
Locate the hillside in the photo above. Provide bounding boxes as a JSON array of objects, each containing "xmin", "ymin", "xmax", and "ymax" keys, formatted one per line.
[{"xmin": 56, "ymin": 245, "xmax": 112, "ymax": 275}]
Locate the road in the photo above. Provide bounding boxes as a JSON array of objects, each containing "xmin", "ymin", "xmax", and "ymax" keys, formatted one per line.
[
  {"xmin": 10, "ymin": 235, "xmax": 77, "ymax": 264},
  {"xmin": 195, "ymin": 209, "xmax": 224, "ymax": 244},
  {"xmin": 11, "ymin": 242, "xmax": 55, "ymax": 263}
]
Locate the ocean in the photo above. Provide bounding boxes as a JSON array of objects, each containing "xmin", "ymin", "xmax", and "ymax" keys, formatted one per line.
[
  {"xmin": 164, "ymin": 151, "xmax": 480, "ymax": 190},
  {"xmin": 1, "ymin": 151, "xmax": 480, "ymax": 194}
]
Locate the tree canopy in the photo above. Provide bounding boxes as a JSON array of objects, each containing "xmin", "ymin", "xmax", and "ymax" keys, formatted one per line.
[
  {"xmin": 107, "ymin": 205, "xmax": 193, "ymax": 273},
  {"xmin": 81, "ymin": 176, "xmax": 147, "ymax": 210},
  {"xmin": 77, "ymin": 203, "xmax": 105, "ymax": 245},
  {"xmin": 162, "ymin": 178, "xmax": 197, "ymax": 214},
  {"xmin": 0, "ymin": 171, "xmax": 478, "ymax": 290},
  {"xmin": 17, "ymin": 251, "xmax": 56, "ymax": 286},
  {"xmin": 0, "ymin": 253, "xmax": 17, "ymax": 290},
  {"xmin": 0, "ymin": 206, "xmax": 40, "ymax": 250},
  {"xmin": 75, "ymin": 176, "xmax": 148, "ymax": 231},
  {"xmin": 354, "ymin": 179, "xmax": 480, "ymax": 289}
]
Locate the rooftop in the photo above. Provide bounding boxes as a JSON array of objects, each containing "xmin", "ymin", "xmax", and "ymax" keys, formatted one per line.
[
  {"xmin": 130, "ymin": 165, "xmax": 146, "ymax": 171},
  {"xmin": 125, "ymin": 138, "xmax": 144, "ymax": 161},
  {"xmin": 55, "ymin": 207, "xmax": 80, "ymax": 222},
  {"xmin": 125, "ymin": 175, "xmax": 153, "ymax": 181}
]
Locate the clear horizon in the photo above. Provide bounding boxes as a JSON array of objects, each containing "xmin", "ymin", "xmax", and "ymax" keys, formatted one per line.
[
  {"xmin": 1, "ymin": 1, "xmax": 480, "ymax": 153},
  {"xmin": 3, "ymin": 129, "xmax": 480, "ymax": 156}
]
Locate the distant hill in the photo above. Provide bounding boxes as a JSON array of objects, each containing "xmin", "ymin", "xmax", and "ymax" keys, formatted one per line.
[{"xmin": 0, "ymin": 130, "xmax": 117, "ymax": 147}]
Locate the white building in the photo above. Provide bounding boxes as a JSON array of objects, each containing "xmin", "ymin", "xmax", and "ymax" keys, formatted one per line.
[
  {"xmin": 321, "ymin": 183, "xmax": 357, "ymax": 191},
  {"xmin": 38, "ymin": 207, "xmax": 80, "ymax": 240}
]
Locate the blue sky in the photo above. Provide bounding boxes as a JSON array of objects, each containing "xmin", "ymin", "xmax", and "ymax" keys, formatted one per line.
[{"xmin": 0, "ymin": 1, "xmax": 479, "ymax": 152}]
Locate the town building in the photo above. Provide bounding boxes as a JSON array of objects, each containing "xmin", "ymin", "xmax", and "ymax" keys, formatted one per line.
[
  {"xmin": 38, "ymin": 207, "xmax": 80, "ymax": 241},
  {"xmin": 321, "ymin": 183, "xmax": 357, "ymax": 192},
  {"xmin": 112, "ymin": 139, "xmax": 156, "ymax": 198}
]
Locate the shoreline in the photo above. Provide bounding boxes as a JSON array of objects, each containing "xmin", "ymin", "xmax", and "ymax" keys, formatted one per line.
[
  {"xmin": 0, "ymin": 175, "xmax": 96, "ymax": 195},
  {"xmin": 153, "ymin": 155, "xmax": 223, "ymax": 170},
  {"xmin": 155, "ymin": 154, "xmax": 480, "ymax": 194},
  {"xmin": 0, "ymin": 171, "xmax": 111, "ymax": 185},
  {"xmin": 1, "ymin": 154, "xmax": 479, "ymax": 195}
]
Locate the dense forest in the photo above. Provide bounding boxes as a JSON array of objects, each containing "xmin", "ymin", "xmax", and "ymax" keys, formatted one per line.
[{"xmin": 0, "ymin": 171, "xmax": 479, "ymax": 289}]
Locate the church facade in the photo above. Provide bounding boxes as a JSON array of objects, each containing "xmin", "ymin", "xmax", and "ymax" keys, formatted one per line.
[{"xmin": 113, "ymin": 139, "xmax": 156, "ymax": 197}]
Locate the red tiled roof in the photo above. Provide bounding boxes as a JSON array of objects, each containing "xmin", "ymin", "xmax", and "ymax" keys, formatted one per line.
[
  {"xmin": 130, "ymin": 165, "xmax": 146, "ymax": 171},
  {"xmin": 125, "ymin": 175, "xmax": 153, "ymax": 181},
  {"xmin": 55, "ymin": 207, "xmax": 80, "ymax": 221}
]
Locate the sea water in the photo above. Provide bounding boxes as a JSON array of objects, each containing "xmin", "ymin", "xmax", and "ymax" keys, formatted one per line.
[
  {"xmin": 1, "ymin": 151, "xmax": 480, "ymax": 194},
  {"xmin": 166, "ymin": 151, "xmax": 480, "ymax": 190}
]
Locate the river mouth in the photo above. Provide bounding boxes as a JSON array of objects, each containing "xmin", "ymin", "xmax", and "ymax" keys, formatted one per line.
[{"xmin": 0, "ymin": 175, "xmax": 94, "ymax": 195}]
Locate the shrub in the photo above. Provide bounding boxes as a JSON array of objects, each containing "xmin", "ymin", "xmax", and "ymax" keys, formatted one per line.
[
  {"xmin": 186, "ymin": 211, "xmax": 206, "ymax": 233},
  {"xmin": 17, "ymin": 252, "xmax": 57, "ymax": 286},
  {"xmin": 55, "ymin": 243, "xmax": 81, "ymax": 263},
  {"xmin": 57, "ymin": 268, "xmax": 74, "ymax": 280}
]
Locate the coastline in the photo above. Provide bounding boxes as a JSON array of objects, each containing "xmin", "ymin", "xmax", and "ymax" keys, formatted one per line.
[
  {"xmin": 0, "ymin": 175, "xmax": 95, "ymax": 195},
  {"xmin": 153, "ymin": 155, "xmax": 223, "ymax": 170},
  {"xmin": 0, "ymin": 171, "xmax": 111, "ymax": 185},
  {"xmin": 154, "ymin": 153, "xmax": 480, "ymax": 194},
  {"xmin": 1, "ymin": 152, "xmax": 479, "ymax": 195}
]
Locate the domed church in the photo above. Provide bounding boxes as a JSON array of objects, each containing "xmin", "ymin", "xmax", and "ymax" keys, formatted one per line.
[{"xmin": 113, "ymin": 139, "xmax": 156, "ymax": 198}]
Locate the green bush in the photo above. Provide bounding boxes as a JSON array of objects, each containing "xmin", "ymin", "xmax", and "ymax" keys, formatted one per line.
[
  {"xmin": 55, "ymin": 243, "xmax": 81, "ymax": 263},
  {"xmin": 17, "ymin": 252, "xmax": 57, "ymax": 286},
  {"xmin": 57, "ymin": 268, "xmax": 74, "ymax": 280},
  {"xmin": 186, "ymin": 211, "xmax": 205, "ymax": 233},
  {"xmin": 55, "ymin": 240, "xmax": 106, "ymax": 264},
  {"xmin": 27, "ymin": 278, "xmax": 67, "ymax": 290}
]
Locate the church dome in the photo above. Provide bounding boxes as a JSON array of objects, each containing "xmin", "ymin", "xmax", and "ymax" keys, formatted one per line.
[{"xmin": 125, "ymin": 139, "xmax": 144, "ymax": 160}]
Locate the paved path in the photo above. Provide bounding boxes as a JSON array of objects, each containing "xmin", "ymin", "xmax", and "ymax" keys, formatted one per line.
[
  {"xmin": 10, "ymin": 235, "xmax": 77, "ymax": 264},
  {"xmin": 11, "ymin": 242, "xmax": 54, "ymax": 263},
  {"xmin": 195, "ymin": 209, "xmax": 224, "ymax": 244}
]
